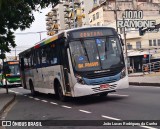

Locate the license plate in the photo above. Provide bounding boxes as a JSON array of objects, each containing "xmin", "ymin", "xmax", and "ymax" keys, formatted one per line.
[{"xmin": 100, "ymin": 84, "xmax": 109, "ymax": 90}]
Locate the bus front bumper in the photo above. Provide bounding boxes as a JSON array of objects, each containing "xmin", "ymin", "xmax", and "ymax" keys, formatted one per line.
[{"xmin": 73, "ymin": 76, "xmax": 129, "ymax": 97}]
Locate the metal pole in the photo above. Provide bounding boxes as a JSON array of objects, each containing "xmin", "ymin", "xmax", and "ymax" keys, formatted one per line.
[
  {"xmin": 115, "ymin": 0, "xmax": 118, "ymax": 32},
  {"xmin": 15, "ymin": 48, "xmax": 16, "ymax": 60},
  {"xmin": 38, "ymin": 32, "xmax": 42, "ymax": 40},
  {"xmin": 149, "ymin": 49, "xmax": 151, "ymax": 73},
  {"xmin": 72, "ymin": 0, "xmax": 76, "ymax": 28},
  {"xmin": 123, "ymin": 14, "xmax": 128, "ymax": 75}
]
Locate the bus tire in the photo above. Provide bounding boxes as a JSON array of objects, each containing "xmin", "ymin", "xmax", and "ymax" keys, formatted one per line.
[
  {"xmin": 55, "ymin": 81, "xmax": 67, "ymax": 102},
  {"xmin": 99, "ymin": 92, "xmax": 108, "ymax": 97},
  {"xmin": 29, "ymin": 80, "xmax": 36, "ymax": 96}
]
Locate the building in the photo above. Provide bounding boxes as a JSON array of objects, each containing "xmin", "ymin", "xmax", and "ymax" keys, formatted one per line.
[
  {"xmin": 46, "ymin": 0, "xmax": 101, "ymax": 36},
  {"xmin": 88, "ymin": 0, "xmax": 160, "ymax": 72}
]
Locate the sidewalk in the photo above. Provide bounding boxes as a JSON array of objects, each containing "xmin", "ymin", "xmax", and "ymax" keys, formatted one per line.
[
  {"xmin": 0, "ymin": 88, "xmax": 16, "ymax": 116},
  {"xmin": 128, "ymin": 72, "xmax": 160, "ymax": 86}
]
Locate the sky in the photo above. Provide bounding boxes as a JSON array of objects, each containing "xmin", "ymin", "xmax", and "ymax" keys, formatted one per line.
[{"xmin": 6, "ymin": 7, "xmax": 52, "ymax": 57}]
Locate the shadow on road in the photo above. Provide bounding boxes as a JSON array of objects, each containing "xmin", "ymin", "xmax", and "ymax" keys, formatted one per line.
[{"xmin": 28, "ymin": 92, "xmax": 128, "ymax": 106}]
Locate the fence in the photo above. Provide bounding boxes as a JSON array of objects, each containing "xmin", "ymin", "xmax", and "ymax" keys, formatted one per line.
[{"xmin": 142, "ymin": 61, "xmax": 160, "ymax": 73}]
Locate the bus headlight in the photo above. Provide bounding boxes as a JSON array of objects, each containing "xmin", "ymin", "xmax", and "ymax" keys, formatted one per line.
[
  {"xmin": 75, "ymin": 75, "xmax": 85, "ymax": 85},
  {"xmin": 120, "ymin": 68, "xmax": 126, "ymax": 79}
]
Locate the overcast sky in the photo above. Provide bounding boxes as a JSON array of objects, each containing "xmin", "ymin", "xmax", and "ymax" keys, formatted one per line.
[{"xmin": 7, "ymin": 7, "xmax": 52, "ymax": 56}]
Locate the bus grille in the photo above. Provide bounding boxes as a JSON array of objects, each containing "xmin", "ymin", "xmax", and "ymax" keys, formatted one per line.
[{"xmin": 84, "ymin": 69, "xmax": 122, "ymax": 79}]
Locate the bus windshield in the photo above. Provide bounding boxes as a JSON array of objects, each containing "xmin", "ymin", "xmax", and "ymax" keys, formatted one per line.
[
  {"xmin": 69, "ymin": 37, "xmax": 124, "ymax": 71},
  {"xmin": 5, "ymin": 64, "xmax": 20, "ymax": 76}
]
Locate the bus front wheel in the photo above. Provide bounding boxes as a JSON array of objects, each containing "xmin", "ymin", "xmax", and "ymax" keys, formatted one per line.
[{"xmin": 56, "ymin": 82, "xmax": 67, "ymax": 102}]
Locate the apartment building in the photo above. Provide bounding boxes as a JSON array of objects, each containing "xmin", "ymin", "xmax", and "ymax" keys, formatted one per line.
[
  {"xmin": 46, "ymin": 0, "xmax": 101, "ymax": 35},
  {"xmin": 88, "ymin": 0, "xmax": 160, "ymax": 72}
]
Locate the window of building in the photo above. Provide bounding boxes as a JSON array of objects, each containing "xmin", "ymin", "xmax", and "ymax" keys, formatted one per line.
[
  {"xmin": 93, "ymin": 0, "xmax": 97, "ymax": 4},
  {"xmin": 153, "ymin": 39, "xmax": 156, "ymax": 46},
  {"xmin": 158, "ymin": 39, "xmax": 160, "ymax": 46},
  {"xmin": 93, "ymin": 14, "xmax": 95, "ymax": 21},
  {"xmin": 127, "ymin": 43, "xmax": 132, "ymax": 50},
  {"xmin": 126, "ymin": 28, "xmax": 131, "ymax": 32},
  {"xmin": 97, "ymin": 22, "xmax": 100, "ymax": 26},
  {"xmin": 96, "ymin": 12, "xmax": 99, "ymax": 19},
  {"xmin": 136, "ymin": 41, "xmax": 141, "ymax": 49},
  {"xmin": 81, "ymin": 1, "xmax": 84, "ymax": 5},
  {"xmin": 149, "ymin": 40, "xmax": 152, "ymax": 46}
]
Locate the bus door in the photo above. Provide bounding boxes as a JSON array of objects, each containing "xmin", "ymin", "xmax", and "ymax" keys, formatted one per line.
[{"xmin": 59, "ymin": 42, "xmax": 73, "ymax": 94}]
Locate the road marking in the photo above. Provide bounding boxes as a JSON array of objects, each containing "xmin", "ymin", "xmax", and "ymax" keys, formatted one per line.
[
  {"xmin": 101, "ymin": 115, "xmax": 121, "ymax": 121},
  {"xmin": 134, "ymin": 86, "xmax": 160, "ymax": 89},
  {"xmin": 109, "ymin": 94, "xmax": 129, "ymax": 97},
  {"xmin": 18, "ymin": 87, "xmax": 23, "ymax": 88},
  {"xmin": 140, "ymin": 126, "xmax": 158, "ymax": 129},
  {"xmin": 41, "ymin": 100, "xmax": 48, "ymax": 103},
  {"xmin": 29, "ymin": 96, "xmax": 34, "ymax": 99},
  {"xmin": 24, "ymin": 95, "xmax": 27, "ymax": 97},
  {"xmin": 34, "ymin": 98, "xmax": 40, "ymax": 101},
  {"xmin": 50, "ymin": 102, "xmax": 58, "ymax": 105},
  {"xmin": 61, "ymin": 105, "xmax": 72, "ymax": 109},
  {"xmin": 79, "ymin": 110, "xmax": 92, "ymax": 114}
]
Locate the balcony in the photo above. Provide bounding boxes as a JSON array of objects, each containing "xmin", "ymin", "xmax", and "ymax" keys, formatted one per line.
[
  {"xmin": 52, "ymin": 8, "xmax": 57, "ymax": 11},
  {"xmin": 63, "ymin": 2, "xmax": 69, "ymax": 6},
  {"xmin": 45, "ymin": 17, "xmax": 52, "ymax": 21},
  {"xmin": 65, "ymin": 25, "xmax": 70, "ymax": 29},
  {"xmin": 51, "ymin": 24, "xmax": 59, "ymax": 29},
  {"xmin": 47, "ymin": 31, "xmax": 57, "ymax": 36},
  {"xmin": 46, "ymin": 26, "xmax": 51, "ymax": 30},
  {"xmin": 74, "ymin": 0, "xmax": 80, "ymax": 5},
  {"xmin": 52, "ymin": 12, "xmax": 57, "ymax": 16},
  {"xmin": 46, "ymin": 20, "xmax": 53, "ymax": 25},
  {"xmin": 64, "ymin": 8, "xmax": 70, "ymax": 12},
  {"xmin": 52, "ymin": 17, "xmax": 58, "ymax": 21},
  {"xmin": 64, "ymin": 13, "xmax": 69, "ymax": 18}
]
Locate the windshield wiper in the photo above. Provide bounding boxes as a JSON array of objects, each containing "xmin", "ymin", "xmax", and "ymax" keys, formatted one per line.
[{"xmin": 81, "ymin": 40, "xmax": 90, "ymax": 63}]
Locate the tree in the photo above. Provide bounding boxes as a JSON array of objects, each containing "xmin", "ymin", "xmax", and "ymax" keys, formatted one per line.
[{"xmin": 0, "ymin": 0, "xmax": 59, "ymax": 58}]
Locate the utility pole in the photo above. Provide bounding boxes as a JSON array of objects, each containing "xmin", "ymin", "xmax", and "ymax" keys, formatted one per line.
[
  {"xmin": 72, "ymin": 0, "xmax": 76, "ymax": 28},
  {"xmin": 37, "ymin": 32, "xmax": 42, "ymax": 40},
  {"xmin": 148, "ymin": 49, "xmax": 151, "ymax": 73},
  {"xmin": 122, "ymin": 13, "xmax": 128, "ymax": 75},
  {"xmin": 115, "ymin": 0, "xmax": 118, "ymax": 32},
  {"xmin": 15, "ymin": 47, "xmax": 17, "ymax": 60}
]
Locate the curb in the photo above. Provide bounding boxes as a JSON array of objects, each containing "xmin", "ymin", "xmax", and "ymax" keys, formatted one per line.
[
  {"xmin": 129, "ymin": 82, "xmax": 160, "ymax": 87},
  {"xmin": 0, "ymin": 93, "xmax": 16, "ymax": 115}
]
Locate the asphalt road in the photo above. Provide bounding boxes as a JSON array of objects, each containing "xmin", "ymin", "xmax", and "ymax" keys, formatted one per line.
[{"xmin": 3, "ymin": 86, "xmax": 160, "ymax": 129}]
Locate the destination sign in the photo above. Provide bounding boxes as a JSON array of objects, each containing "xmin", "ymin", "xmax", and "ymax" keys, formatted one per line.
[
  {"xmin": 78, "ymin": 62, "xmax": 99, "ymax": 69},
  {"xmin": 8, "ymin": 62, "xmax": 19, "ymax": 65},
  {"xmin": 69, "ymin": 28, "xmax": 115, "ymax": 39}
]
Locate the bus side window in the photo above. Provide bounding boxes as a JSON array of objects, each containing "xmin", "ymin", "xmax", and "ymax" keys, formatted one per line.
[
  {"xmin": 50, "ymin": 43, "xmax": 59, "ymax": 65},
  {"xmin": 20, "ymin": 58, "xmax": 24, "ymax": 71}
]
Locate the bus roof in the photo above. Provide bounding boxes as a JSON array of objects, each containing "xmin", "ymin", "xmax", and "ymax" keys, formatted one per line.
[{"xmin": 19, "ymin": 26, "xmax": 116, "ymax": 55}]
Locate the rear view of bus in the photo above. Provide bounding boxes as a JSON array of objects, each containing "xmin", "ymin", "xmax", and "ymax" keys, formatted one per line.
[
  {"xmin": 1, "ymin": 61, "xmax": 21, "ymax": 86},
  {"xmin": 67, "ymin": 27, "xmax": 129, "ymax": 97}
]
